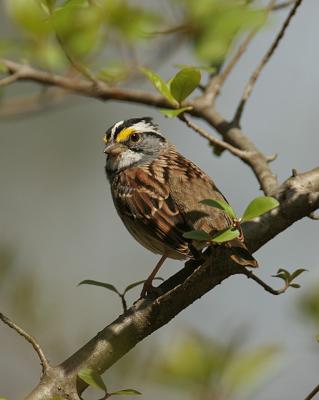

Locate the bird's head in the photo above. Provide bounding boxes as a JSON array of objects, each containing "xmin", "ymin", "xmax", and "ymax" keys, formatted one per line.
[{"xmin": 104, "ymin": 117, "xmax": 166, "ymax": 174}]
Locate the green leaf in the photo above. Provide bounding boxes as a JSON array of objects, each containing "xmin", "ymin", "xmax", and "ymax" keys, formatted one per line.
[
  {"xmin": 140, "ymin": 67, "xmax": 177, "ymax": 106},
  {"xmin": 277, "ymin": 268, "xmax": 290, "ymax": 275},
  {"xmin": 183, "ymin": 230, "xmax": 211, "ymax": 241},
  {"xmin": 78, "ymin": 368, "xmax": 107, "ymax": 392},
  {"xmin": 290, "ymin": 283, "xmax": 301, "ymax": 289},
  {"xmin": 78, "ymin": 279, "xmax": 119, "ymax": 294},
  {"xmin": 211, "ymin": 228, "xmax": 240, "ymax": 243},
  {"xmin": 109, "ymin": 389, "xmax": 142, "ymax": 396},
  {"xmin": 170, "ymin": 67, "xmax": 201, "ymax": 103},
  {"xmin": 123, "ymin": 277, "xmax": 164, "ymax": 295},
  {"xmin": 315, "ymin": 334, "xmax": 319, "ymax": 342},
  {"xmin": 272, "ymin": 268, "xmax": 291, "ymax": 283},
  {"xmin": 160, "ymin": 106, "xmax": 192, "ymax": 118},
  {"xmin": 272, "ymin": 273, "xmax": 287, "ymax": 282},
  {"xmin": 200, "ymin": 199, "xmax": 236, "ymax": 220},
  {"xmin": 241, "ymin": 196, "xmax": 279, "ymax": 222},
  {"xmin": 290, "ymin": 268, "xmax": 307, "ymax": 281}
]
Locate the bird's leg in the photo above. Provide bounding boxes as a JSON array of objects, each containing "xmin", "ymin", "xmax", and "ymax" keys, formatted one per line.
[{"xmin": 140, "ymin": 255, "xmax": 167, "ymax": 298}]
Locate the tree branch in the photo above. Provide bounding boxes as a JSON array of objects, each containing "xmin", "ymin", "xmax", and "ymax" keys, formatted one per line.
[
  {"xmin": 0, "ymin": 71, "xmax": 20, "ymax": 87},
  {"xmin": 24, "ymin": 166, "xmax": 319, "ymax": 400},
  {"xmin": 179, "ymin": 114, "xmax": 252, "ymax": 160},
  {"xmin": 242, "ymin": 270, "xmax": 289, "ymax": 295},
  {"xmin": 0, "ymin": 311, "xmax": 50, "ymax": 375},
  {"xmin": 304, "ymin": 383, "xmax": 319, "ymax": 400},
  {"xmin": 197, "ymin": 106, "xmax": 278, "ymax": 195},
  {"xmin": 233, "ymin": 0, "xmax": 304, "ymax": 124},
  {"xmin": 0, "ymin": 59, "xmax": 173, "ymax": 109},
  {"xmin": 0, "ymin": 58, "xmax": 278, "ymax": 195},
  {"xmin": 244, "ymin": 167, "xmax": 319, "ymax": 252}
]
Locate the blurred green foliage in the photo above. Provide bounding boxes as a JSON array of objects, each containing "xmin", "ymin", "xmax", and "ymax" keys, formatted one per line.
[
  {"xmin": 175, "ymin": 0, "xmax": 266, "ymax": 62},
  {"xmin": 299, "ymin": 282, "xmax": 319, "ymax": 325},
  {"xmin": 0, "ymin": 245, "xmax": 45, "ymax": 328},
  {"xmin": 148, "ymin": 330, "xmax": 279, "ymax": 400},
  {"xmin": 2, "ymin": 0, "xmax": 267, "ymax": 77}
]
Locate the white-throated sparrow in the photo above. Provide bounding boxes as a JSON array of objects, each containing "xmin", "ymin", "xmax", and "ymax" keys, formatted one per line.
[{"xmin": 104, "ymin": 117, "xmax": 257, "ymax": 296}]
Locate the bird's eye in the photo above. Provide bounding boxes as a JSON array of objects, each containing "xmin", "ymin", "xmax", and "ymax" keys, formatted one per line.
[{"xmin": 130, "ymin": 132, "xmax": 141, "ymax": 143}]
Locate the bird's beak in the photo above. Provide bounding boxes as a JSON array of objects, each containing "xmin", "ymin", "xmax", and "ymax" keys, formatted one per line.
[{"xmin": 104, "ymin": 143, "xmax": 126, "ymax": 156}]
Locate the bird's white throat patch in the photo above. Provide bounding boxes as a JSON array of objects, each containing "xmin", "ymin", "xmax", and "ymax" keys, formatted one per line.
[{"xmin": 107, "ymin": 149, "xmax": 143, "ymax": 171}]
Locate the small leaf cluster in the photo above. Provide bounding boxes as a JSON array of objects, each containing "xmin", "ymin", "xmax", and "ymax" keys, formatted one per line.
[
  {"xmin": 183, "ymin": 196, "xmax": 279, "ymax": 244},
  {"xmin": 140, "ymin": 66, "xmax": 202, "ymax": 117},
  {"xmin": 78, "ymin": 277, "xmax": 163, "ymax": 311},
  {"xmin": 272, "ymin": 268, "xmax": 307, "ymax": 289},
  {"xmin": 78, "ymin": 368, "xmax": 141, "ymax": 399}
]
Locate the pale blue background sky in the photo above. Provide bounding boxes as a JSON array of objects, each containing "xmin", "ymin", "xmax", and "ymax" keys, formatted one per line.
[{"xmin": 0, "ymin": 1, "xmax": 319, "ymax": 399}]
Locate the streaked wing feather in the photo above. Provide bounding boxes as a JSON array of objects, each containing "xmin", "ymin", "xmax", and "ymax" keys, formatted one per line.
[{"xmin": 113, "ymin": 167, "xmax": 190, "ymax": 256}]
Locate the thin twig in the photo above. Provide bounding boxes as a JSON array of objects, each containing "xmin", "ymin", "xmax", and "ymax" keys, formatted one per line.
[
  {"xmin": 304, "ymin": 384, "xmax": 319, "ymax": 400},
  {"xmin": 179, "ymin": 113, "xmax": 253, "ymax": 161},
  {"xmin": 0, "ymin": 71, "xmax": 20, "ymax": 87},
  {"xmin": 119, "ymin": 295, "xmax": 128, "ymax": 313},
  {"xmin": 233, "ymin": 0, "xmax": 304, "ymax": 124},
  {"xmin": 0, "ymin": 311, "xmax": 50, "ymax": 374},
  {"xmin": 242, "ymin": 270, "xmax": 289, "ymax": 295}
]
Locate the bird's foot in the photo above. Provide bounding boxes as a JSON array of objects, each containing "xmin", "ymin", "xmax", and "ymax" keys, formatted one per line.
[{"xmin": 140, "ymin": 280, "xmax": 163, "ymax": 299}]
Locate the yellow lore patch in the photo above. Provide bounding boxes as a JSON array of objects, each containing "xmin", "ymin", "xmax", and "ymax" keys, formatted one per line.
[
  {"xmin": 103, "ymin": 134, "xmax": 108, "ymax": 144},
  {"xmin": 116, "ymin": 127, "xmax": 134, "ymax": 143}
]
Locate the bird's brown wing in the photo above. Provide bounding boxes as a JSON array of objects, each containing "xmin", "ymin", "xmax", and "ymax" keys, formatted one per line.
[
  {"xmin": 112, "ymin": 166, "xmax": 191, "ymax": 258},
  {"xmin": 165, "ymin": 148, "xmax": 258, "ymax": 267}
]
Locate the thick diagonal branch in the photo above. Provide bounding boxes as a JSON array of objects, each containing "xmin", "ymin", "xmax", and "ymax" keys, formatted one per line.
[{"xmin": 25, "ymin": 167, "xmax": 319, "ymax": 400}]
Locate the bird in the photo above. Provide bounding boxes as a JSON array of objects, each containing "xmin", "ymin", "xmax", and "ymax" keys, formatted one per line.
[{"xmin": 103, "ymin": 117, "xmax": 257, "ymax": 296}]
